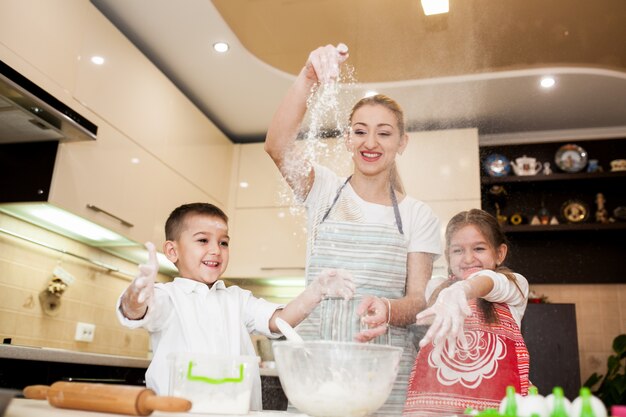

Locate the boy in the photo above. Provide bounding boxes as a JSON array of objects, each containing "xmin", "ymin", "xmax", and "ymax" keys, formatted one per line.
[{"xmin": 117, "ymin": 203, "xmax": 354, "ymax": 410}]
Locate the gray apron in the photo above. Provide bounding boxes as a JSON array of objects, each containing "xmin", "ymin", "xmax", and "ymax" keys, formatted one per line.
[{"xmin": 296, "ymin": 177, "xmax": 416, "ymax": 416}]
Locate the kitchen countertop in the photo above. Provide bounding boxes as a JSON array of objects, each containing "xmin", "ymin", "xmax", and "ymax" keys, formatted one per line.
[
  {"xmin": 0, "ymin": 345, "xmax": 150, "ymax": 368},
  {"xmin": 0, "ymin": 345, "xmax": 279, "ymax": 376},
  {"xmin": 5, "ymin": 399, "xmax": 302, "ymax": 417}
]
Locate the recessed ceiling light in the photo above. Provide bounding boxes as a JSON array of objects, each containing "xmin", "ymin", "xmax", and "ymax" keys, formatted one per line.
[
  {"xmin": 540, "ymin": 76, "xmax": 556, "ymax": 89},
  {"xmin": 130, "ymin": 157, "xmax": 140, "ymax": 164},
  {"xmin": 421, "ymin": 0, "xmax": 449, "ymax": 16},
  {"xmin": 90, "ymin": 56, "xmax": 105, "ymax": 65},
  {"xmin": 239, "ymin": 181, "xmax": 249, "ymax": 188},
  {"xmin": 364, "ymin": 90, "xmax": 378, "ymax": 98},
  {"xmin": 213, "ymin": 42, "xmax": 230, "ymax": 53}
]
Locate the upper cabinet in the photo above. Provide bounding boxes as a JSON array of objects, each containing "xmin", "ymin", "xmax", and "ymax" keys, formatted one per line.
[
  {"xmin": 0, "ymin": 0, "xmax": 87, "ymax": 96},
  {"xmin": 0, "ymin": 1, "xmax": 233, "ymax": 251},
  {"xmin": 480, "ymin": 137, "xmax": 626, "ymax": 283},
  {"xmin": 74, "ymin": 5, "xmax": 233, "ymax": 206}
]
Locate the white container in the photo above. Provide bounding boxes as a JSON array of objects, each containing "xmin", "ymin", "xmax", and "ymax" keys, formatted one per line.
[{"xmin": 168, "ymin": 353, "xmax": 258, "ymax": 414}]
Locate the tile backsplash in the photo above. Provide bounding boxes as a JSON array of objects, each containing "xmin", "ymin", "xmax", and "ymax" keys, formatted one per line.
[{"xmin": 0, "ymin": 212, "xmax": 171, "ymax": 358}]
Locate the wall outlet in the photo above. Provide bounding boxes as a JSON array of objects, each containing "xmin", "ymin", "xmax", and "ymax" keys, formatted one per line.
[{"xmin": 74, "ymin": 322, "xmax": 95, "ymax": 342}]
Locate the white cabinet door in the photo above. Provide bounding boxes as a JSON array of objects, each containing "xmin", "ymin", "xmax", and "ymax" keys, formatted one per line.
[
  {"xmin": 0, "ymin": 0, "xmax": 87, "ymax": 95},
  {"xmin": 398, "ymin": 129, "xmax": 480, "ymax": 202},
  {"xmin": 224, "ymin": 207, "xmax": 307, "ymax": 278},
  {"xmin": 49, "ymin": 122, "xmax": 158, "ymax": 245},
  {"xmin": 398, "ymin": 128, "xmax": 481, "ymax": 274}
]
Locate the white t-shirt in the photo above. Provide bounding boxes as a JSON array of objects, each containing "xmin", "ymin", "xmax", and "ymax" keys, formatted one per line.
[
  {"xmin": 116, "ymin": 278, "xmax": 282, "ymax": 410},
  {"xmin": 305, "ymin": 164, "xmax": 442, "ymax": 259},
  {"xmin": 425, "ymin": 270, "xmax": 529, "ymax": 328}
]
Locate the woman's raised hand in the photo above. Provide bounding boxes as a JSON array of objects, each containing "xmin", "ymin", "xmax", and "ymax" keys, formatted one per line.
[{"xmin": 304, "ymin": 43, "xmax": 349, "ymax": 84}]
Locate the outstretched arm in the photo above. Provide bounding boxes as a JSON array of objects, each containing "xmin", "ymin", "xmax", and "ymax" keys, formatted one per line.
[
  {"xmin": 269, "ymin": 269, "xmax": 355, "ymax": 333},
  {"xmin": 264, "ymin": 44, "xmax": 349, "ymax": 200},
  {"xmin": 416, "ymin": 273, "xmax": 495, "ymax": 356}
]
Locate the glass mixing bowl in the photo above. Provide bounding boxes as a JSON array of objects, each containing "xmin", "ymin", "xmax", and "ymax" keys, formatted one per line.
[{"xmin": 273, "ymin": 340, "xmax": 403, "ymax": 417}]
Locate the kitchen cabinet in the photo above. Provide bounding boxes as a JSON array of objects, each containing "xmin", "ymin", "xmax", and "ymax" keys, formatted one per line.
[
  {"xmin": 521, "ymin": 303, "xmax": 581, "ymax": 399},
  {"xmin": 0, "ymin": 0, "xmax": 87, "ymax": 98},
  {"xmin": 74, "ymin": 4, "xmax": 233, "ymax": 205},
  {"xmin": 480, "ymin": 137, "xmax": 626, "ymax": 283},
  {"xmin": 398, "ymin": 128, "xmax": 481, "ymax": 275},
  {"xmin": 225, "ymin": 141, "xmax": 351, "ymax": 278},
  {"xmin": 0, "ymin": 119, "xmax": 219, "ymax": 251},
  {"xmin": 1, "ymin": 0, "xmax": 233, "ymax": 208},
  {"xmin": 225, "ymin": 206, "xmax": 307, "ymax": 278}
]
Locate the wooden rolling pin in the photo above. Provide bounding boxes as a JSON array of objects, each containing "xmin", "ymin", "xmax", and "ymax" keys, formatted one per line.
[{"xmin": 24, "ymin": 381, "xmax": 192, "ymax": 416}]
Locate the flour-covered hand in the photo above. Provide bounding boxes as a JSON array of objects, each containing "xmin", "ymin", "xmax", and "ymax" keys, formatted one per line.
[
  {"xmin": 311, "ymin": 268, "xmax": 355, "ymax": 300},
  {"xmin": 354, "ymin": 296, "xmax": 388, "ymax": 343},
  {"xmin": 120, "ymin": 242, "xmax": 158, "ymax": 319},
  {"xmin": 416, "ymin": 281, "xmax": 472, "ymax": 357},
  {"xmin": 304, "ymin": 43, "xmax": 349, "ymax": 84}
]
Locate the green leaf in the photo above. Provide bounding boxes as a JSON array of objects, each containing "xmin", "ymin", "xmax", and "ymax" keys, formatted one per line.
[
  {"xmin": 583, "ymin": 373, "xmax": 603, "ymax": 389},
  {"xmin": 613, "ymin": 334, "xmax": 626, "ymax": 356}
]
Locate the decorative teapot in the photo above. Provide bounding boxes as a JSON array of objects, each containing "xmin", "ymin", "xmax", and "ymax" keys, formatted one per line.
[{"xmin": 511, "ymin": 155, "xmax": 542, "ymax": 176}]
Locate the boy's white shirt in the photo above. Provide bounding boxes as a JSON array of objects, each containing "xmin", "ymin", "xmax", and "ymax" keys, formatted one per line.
[
  {"xmin": 425, "ymin": 270, "xmax": 529, "ymax": 328},
  {"xmin": 116, "ymin": 277, "xmax": 283, "ymax": 410}
]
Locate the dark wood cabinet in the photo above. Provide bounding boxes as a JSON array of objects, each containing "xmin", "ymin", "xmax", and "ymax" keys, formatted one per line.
[
  {"xmin": 480, "ymin": 138, "xmax": 626, "ymax": 283},
  {"xmin": 521, "ymin": 303, "xmax": 580, "ymax": 400}
]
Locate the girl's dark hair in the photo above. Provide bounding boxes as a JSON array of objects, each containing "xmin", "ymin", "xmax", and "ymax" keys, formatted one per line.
[
  {"xmin": 349, "ymin": 94, "xmax": 406, "ymax": 194},
  {"xmin": 165, "ymin": 203, "xmax": 228, "ymax": 241},
  {"xmin": 430, "ymin": 209, "xmax": 522, "ymax": 324}
]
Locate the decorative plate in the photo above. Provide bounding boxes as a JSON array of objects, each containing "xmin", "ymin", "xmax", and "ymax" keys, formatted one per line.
[
  {"xmin": 561, "ymin": 200, "xmax": 589, "ymax": 223},
  {"xmin": 483, "ymin": 154, "xmax": 511, "ymax": 177},
  {"xmin": 554, "ymin": 144, "xmax": 588, "ymax": 173}
]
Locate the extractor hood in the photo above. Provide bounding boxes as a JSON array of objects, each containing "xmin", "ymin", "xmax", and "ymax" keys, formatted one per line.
[{"xmin": 0, "ymin": 59, "xmax": 97, "ymax": 144}]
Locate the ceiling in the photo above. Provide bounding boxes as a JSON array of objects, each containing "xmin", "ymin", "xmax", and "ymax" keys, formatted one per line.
[{"xmin": 90, "ymin": 0, "xmax": 626, "ymax": 144}]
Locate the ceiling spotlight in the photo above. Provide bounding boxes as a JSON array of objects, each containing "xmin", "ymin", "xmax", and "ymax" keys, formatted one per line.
[
  {"xmin": 213, "ymin": 42, "xmax": 230, "ymax": 53},
  {"xmin": 421, "ymin": 0, "xmax": 449, "ymax": 16},
  {"xmin": 239, "ymin": 181, "xmax": 249, "ymax": 188},
  {"xmin": 90, "ymin": 56, "xmax": 105, "ymax": 65},
  {"xmin": 540, "ymin": 76, "xmax": 556, "ymax": 89}
]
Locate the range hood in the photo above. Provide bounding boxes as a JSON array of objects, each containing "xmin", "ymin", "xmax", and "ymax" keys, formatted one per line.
[{"xmin": 0, "ymin": 59, "xmax": 97, "ymax": 143}]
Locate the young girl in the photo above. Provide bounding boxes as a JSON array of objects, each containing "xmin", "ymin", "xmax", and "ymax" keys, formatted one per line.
[{"xmin": 403, "ymin": 209, "xmax": 530, "ymax": 416}]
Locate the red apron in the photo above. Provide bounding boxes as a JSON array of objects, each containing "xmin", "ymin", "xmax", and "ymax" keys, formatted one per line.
[{"xmin": 403, "ymin": 301, "xmax": 529, "ymax": 416}]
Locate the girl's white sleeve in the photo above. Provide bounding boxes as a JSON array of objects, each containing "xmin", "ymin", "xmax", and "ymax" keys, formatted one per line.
[{"xmin": 468, "ymin": 269, "xmax": 529, "ymax": 327}]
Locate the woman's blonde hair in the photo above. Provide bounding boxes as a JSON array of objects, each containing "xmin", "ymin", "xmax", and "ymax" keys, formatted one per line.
[{"xmin": 349, "ymin": 94, "xmax": 406, "ymax": 194}]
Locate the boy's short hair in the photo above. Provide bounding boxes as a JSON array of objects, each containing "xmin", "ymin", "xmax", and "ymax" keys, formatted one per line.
[{"xmin": 165, "ymin": 203, "xmax": 228, "ymax": 241}]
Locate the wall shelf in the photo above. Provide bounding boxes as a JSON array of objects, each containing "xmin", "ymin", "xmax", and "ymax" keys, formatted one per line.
[
  {"xmin": 480, "ymin": 137, "xmax": 626, "ymax": 284},
  {"xmin": 502, "ymin": 222, "xmax": 626, "ymax": 233},
  {"xmin": 482, "ymin": 170, "xmax": 626, "ymax": 184}
]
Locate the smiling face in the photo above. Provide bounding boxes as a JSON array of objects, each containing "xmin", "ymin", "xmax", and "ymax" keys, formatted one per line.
[
  {"xmin": 346, "ymin": 103, "xmax": 407, "ymax": 177},
  {"xmin": 447, "ymin": 224, "xmax": 507, "ymax": 280},
  {"xmin": 164, "ymin": 213, "xmax": 230, "ymax": 286}
]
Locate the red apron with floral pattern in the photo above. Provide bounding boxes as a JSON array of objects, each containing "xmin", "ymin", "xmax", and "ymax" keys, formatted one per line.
[{"xmin": 403, "ymin": 301, "xmax": 529, "ymax": 416}]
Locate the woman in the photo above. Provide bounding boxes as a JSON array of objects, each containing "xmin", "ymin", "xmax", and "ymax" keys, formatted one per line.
[{"xmin": 265, "ymin": 43, "xmax": 442, "ymax": 415}]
